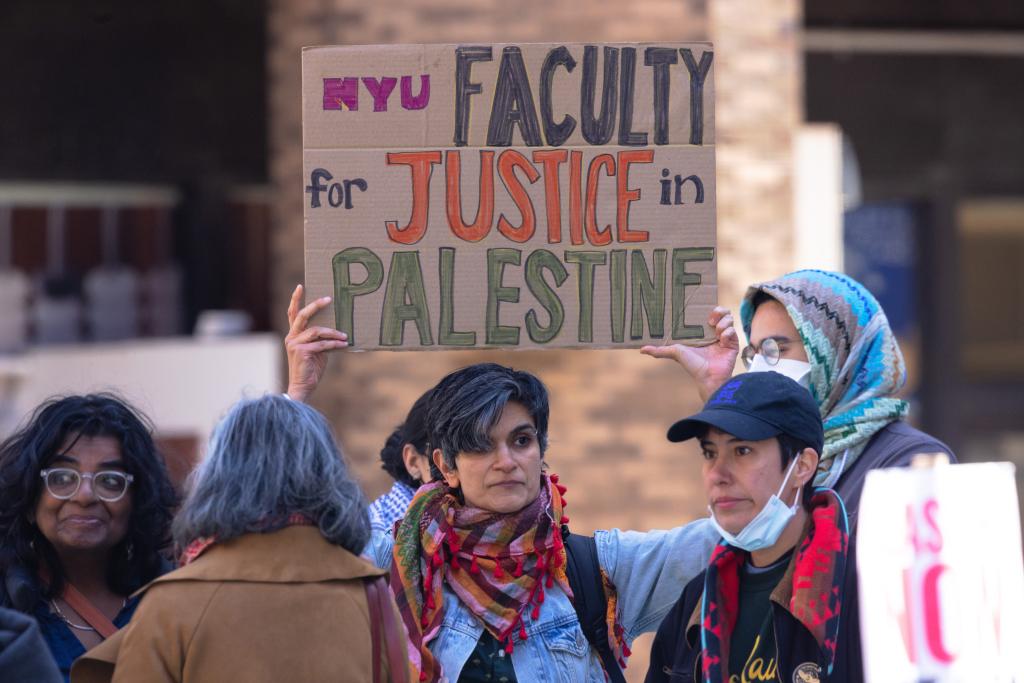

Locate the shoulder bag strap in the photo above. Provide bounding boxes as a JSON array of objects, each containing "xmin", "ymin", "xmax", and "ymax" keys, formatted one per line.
[
  {"xmin": 564, "ymin": 533, "xmax": 627, "ymax": 683},
  {"xmin": 365, "ymin": 577, "xmax": 383, "ymax": 683},
  {"xmin": 60, "ymin": 583, "xmax": 119, "ymax": 640},
  {"xmin": 365, "ymin": 575, "xmax": 409, "ymax": 683}
]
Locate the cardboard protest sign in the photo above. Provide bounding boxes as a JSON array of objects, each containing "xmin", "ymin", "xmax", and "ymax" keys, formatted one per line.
[
  {"xmin": 857, "ymin": 460, "xmax": 1024, "ymax": 682},
  {"xmin": 302, "ymin": 43, "xmax": 716, "ymax": 350}
]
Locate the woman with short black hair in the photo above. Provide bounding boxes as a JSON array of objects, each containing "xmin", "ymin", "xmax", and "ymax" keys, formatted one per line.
[
  {"xmin": 285, "ymin": 287, "xmax": 719, "ymax": 683},
  {"xmin": 371, "ymin": 362, "xmax": 718, "ymax": 683},
  {"xmin": 0, "ymin": 394, "xmax": 177, "ymax": 681}
]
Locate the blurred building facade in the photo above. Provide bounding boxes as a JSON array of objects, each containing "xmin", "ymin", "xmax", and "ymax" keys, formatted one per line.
[
  {"xmin": 0, "ymin": 2, "xmax": 278, "ymax": 474},
  {"xmin": 802, "ymin": 0, "xmax": 1024, "ymax": 490},
  {"xmin": 1, "ymin": 3, "xmax": 1023, "ymax": 676}
]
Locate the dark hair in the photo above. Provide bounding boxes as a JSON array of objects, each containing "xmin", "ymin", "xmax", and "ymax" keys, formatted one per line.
[
  {"xmin": 776, "ymin": 433, "xmax": 817, "ymax": 512},
  {"xmin": 380, "ymin": 389, "xmax": 433, "ymax": 488},
  {"xmin": 428, "ymin": 363, "xmax": 549, "ymax": 471},
  {"xmin": 748, "ymin": 289, "xmax": 777, "ymax": 314},
  {"xmin": 0, "ymin": 394, "xmax": 177, "ymax": 604}
]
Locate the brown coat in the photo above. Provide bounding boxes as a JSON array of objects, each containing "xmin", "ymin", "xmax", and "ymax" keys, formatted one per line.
[{"xmin": 71, "ymin": 526, "xmax": 410, "ymax": 683}]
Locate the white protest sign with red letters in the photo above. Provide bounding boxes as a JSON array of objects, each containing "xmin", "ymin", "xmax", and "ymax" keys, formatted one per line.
[{"xmin": 858, "ymin": 460, "xmax": 1024, "ymax": 682}]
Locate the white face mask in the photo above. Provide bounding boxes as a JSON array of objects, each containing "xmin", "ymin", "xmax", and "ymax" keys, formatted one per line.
[
  {"xmin": 748, "ymin": 354, "xmax": 812, "ymax": 389},
  {"xmin": 708, "ymin": 455, "xmax": 801, "ymax": 552}
]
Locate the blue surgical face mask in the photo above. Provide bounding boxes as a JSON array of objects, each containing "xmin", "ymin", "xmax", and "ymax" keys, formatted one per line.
[
  {"xmin": 708, "ymin": 455, "xmax": 801, "ymax": 552},
  {"xmin": 748, "ymin": 353, "xmax": 812, "ymax": 389}
]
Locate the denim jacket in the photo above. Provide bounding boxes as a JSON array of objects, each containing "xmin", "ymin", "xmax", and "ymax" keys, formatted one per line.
[{"xmin": 365, "ymin": 519, "xmax": 717, "ymax": 682}]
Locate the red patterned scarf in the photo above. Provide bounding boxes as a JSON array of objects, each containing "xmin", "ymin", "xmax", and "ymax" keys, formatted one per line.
[
  {"xmin": 178, "ymin": 512, "xmax": 315, "ymax": 566},
  {"xmin": 699, "ymin": 489, "xmax": 849, "ymax": 683},
  {"xmin": 392, "ymin": 473, "xmax": 598, "ymax": 682}
]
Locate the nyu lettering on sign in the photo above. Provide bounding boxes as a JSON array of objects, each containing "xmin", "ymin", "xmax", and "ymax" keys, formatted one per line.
[
  {"xmin": 322, "ymin": 76, "xmax": 431, "ymax": 112},
  {"xmin": 302, "ymin": 43, "xmax": 717, "ymax": 351}
]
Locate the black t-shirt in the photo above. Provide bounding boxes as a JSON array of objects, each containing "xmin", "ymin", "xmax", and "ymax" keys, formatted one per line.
[
  {"xmin": 727, "ymin": 552, "xmax": 790, "ymax": 682},
  {"xmin": 459, "ymin": 630, "xmax": 518, "ymax": 683}
]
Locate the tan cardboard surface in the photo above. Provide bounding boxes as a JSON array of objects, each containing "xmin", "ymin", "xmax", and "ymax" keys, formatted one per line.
[{"xmin": 302, "ymin": 42, "xmax": 716, "ymax": 351}]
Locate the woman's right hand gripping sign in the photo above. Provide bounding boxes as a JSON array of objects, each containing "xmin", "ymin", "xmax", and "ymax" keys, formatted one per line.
[
  {"xmin": 640, "ymin": 305, "xmax": 740, "ymax": 402},
  {"xmin": 285, "ymin": 284, "xmax": 350, "ymax": 402}
]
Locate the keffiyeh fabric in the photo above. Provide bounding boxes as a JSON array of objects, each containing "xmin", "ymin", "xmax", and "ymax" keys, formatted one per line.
[
  {"xmin": 700, "ymin": 490, "xmax": 849, "ymax": 683},
  {"xmin": 391, "ymin": 477, "xmax": 569, "ymax": 682},
  {"xmin": 368, "ymin": 480, "xmax": 416, "ymax": 534},
  {"xmin": 740, "ymin": 269, "xmax": 908, "ymax": 486},
  {"xmin": 390, "ymin": 474, "xmax": 625, "ymax": 682}
]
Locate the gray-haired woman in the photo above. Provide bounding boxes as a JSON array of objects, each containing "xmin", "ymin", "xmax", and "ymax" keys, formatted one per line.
[{"xmin": 72, "ymin": 396, "xmax": 411, "ymax": 683}]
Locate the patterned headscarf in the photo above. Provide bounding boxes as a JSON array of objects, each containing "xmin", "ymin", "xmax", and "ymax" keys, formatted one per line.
[{"xmin": 739, "ymin": 270, "xmax": 908, "ymax": 486}]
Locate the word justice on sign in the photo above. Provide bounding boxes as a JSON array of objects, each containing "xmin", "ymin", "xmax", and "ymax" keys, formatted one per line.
[
  {"xmin": 304, "ymin": 156, "xmax": 703, "ymax": 216},
  {"xmin": 374, "ymin": 149, "xmax": 704, "ymax": 246}
]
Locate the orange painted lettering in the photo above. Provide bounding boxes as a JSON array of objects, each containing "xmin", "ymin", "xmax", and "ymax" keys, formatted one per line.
[
  {"xmin": 446, "ymin": 150, "xmax": 495, "ymax": 242},
  {"xmin": 616, "ymin": 149, "xmax": 653, "ymax": 242},
  {"xmin": 497, "ymin": 150, "xmax": 540, "ymax": 243},
  {"xmin": 385, "ymin": 151, "xmax": 442, "ymax": 244},
  {"xmin": 569, "ymin": 150, "xmax": 584, "ymax": 245},
  {"xmin": 585, "ymin": 153, "xmax": 615, "ymax": 246},
  {"xmin": 532, "ymin": 149, "xmax": 568, "ymax": 244}
]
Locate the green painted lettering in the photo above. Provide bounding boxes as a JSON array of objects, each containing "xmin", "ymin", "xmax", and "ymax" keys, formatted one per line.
[
  {"xmin": 610, "ymin": 249, "xmax": 627, "ymax": 343},
  {"xmin": 671, "ymin": 247, "xmax": 714, "ymax": 339},
  {"xmin": 331, "ymin": 247, "xmax": 384, "ymax": 344},
  {"xmin": 438, "ymin": 247, "xmax": 476, "ymax": 346},
  {"xmin": 380, "ymin": 251, "xmax": 433, "ymax": 346},
  {"xmin": 524, "ymin": 249, "xmax": 568, "ymax": 344},
  {"xmin": 486, "ymin": 248, "xmax": 521, "ymax": 345},
  {"xmin": 564, "ymin": 250, "xmax": 607, "ymax": 343},
  {"xmin": 630, "ymin": 249, "xmax": 666, "ymax": 339}
]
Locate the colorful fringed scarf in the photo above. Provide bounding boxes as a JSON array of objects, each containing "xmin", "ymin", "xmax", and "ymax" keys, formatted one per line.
[
  {"xmin": 391, "ymin": 473, "xmax": 624, "ymax": 683},
  {"xmin": 699, "ymin": 489, "xmax": 849, "ymax": 683},
  {"xmin": 178, "ymin": 513, "xmax": 314, "ymax": 566},
  {"xmin": 740, "ymin": 269, "xmax": 909, "ymax": 486}
]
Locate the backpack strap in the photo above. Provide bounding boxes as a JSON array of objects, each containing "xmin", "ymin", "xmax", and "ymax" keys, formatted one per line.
[{"xmin": 564, "ymin": 533, "xmax": 627, "ymax": 683}]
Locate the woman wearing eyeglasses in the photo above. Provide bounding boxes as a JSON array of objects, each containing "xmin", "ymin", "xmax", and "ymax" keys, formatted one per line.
[
  {"xmin": 642, "ymin": 270, "xmax": 956, "ymax": 519},
  {"xmin": 642, "ymin": 272, "xmax": 957, "ymax": 682},
  {"xmin": 71, "ymin": 395, "xmax": 411, "ymax": 683},
  {"xmin": 0, "ymin": 394, "xmax": 177, "ymax": 681}
]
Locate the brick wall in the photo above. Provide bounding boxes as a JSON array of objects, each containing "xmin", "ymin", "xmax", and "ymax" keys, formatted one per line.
[
  {"xmin": 712, "ymin": 0, "xmax": 802, "ymax": 305},
  {"xmin": 268, "ymin": 2, "xmax": 800, "ymax": 677}
]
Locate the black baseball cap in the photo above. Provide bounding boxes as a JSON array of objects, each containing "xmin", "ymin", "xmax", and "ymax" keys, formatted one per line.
[{"xmin": 667, "ymin": 372, "xmax": 824, "ymax": 453}]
